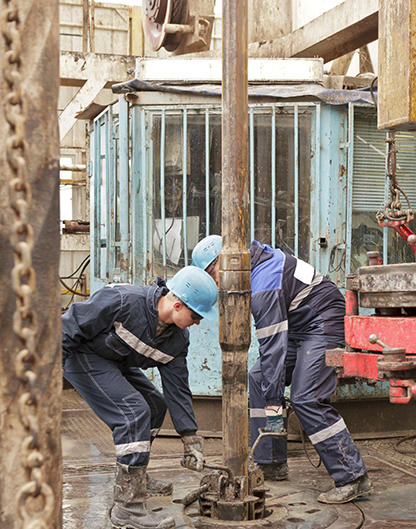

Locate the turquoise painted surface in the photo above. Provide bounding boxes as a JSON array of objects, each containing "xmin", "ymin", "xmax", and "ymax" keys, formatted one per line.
[
  {"xmin": 147, "ymin": 316, "xmax": 260, "ymax": 395},
  {"xmin": 334, "ymin": 379, "xmax": 389, "ymax": 400}
]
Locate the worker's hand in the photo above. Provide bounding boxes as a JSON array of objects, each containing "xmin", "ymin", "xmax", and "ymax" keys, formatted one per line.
[
  {"xmin": 264, "ymin": 406, "xmax": 285, "ymax": 433},
  {"xmin": 181, "ymin": 435, "xmax": 204, "ymax": 472}
]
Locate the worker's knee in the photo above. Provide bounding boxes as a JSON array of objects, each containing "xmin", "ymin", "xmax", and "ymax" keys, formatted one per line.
[
  {"xmin": 289, "ymin": 395, "xmax": 317, "ymax": 415},
  {"xmin": 153, "ymin": 395, "xmax": 167, "ymax": 425}
]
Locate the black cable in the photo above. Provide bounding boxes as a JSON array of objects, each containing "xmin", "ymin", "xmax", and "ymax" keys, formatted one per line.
[
  {"xmin": 370, "ymin": 76, "xmax": 378, "ymax": 106},
  {"xmin": 296, "ymin": 413, "xmax": 322, "ymax": 468},
  {"xmin": 60, "ymin": 254, "xmax": 90, "ymax": 279},
  {"xmin": 60, "ymin": 256, "xmax": 91, "ymax": 299},
  {"xmin": 60, "ymin": 277, "xmax": 89, "ymax": 297},
  {"xmin": 351, "ymin": 500, "xmax": 366, "ymax": 529},
  {"xmin": 395, "ymin": 433, "xmax": 416, "ymax": 454}
]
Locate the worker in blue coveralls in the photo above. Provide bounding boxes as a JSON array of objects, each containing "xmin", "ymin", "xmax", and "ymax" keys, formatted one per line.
[
  {"xmin": 62, "ymin": 266, "xmax": 218, "ymax": 529},
  {"xmin": 192, "ymin": 235, "xmax": 373, "ymax": 504}
]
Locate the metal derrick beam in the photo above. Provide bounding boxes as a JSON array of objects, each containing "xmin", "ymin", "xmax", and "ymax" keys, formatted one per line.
[{"xmin": 248, "ymin": 0, "xmax": 379, "ymax": 62}]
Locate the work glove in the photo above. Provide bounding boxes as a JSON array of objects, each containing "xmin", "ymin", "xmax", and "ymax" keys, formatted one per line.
[
  {"xmin": 181, "ymin": 434, "xmax": 204, "ymax": 472},
  {"xmin": 264, "ymin": 406, "xmax": 285, "ymax": 433}
]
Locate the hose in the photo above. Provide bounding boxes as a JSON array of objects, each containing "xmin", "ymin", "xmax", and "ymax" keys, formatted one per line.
[
  {"xmin": 293, "ymin": 411, "xmax": 322, "ymax": 469},
  {"xmin": 395, "ymin": 433, "xmax": 416, "ymax": 454},
  {"xmin": 60, "ymin": 254, "xmax": 90, "ymax": 279}
]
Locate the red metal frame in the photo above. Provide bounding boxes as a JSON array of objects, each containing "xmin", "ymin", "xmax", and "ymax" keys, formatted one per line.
[
  {"xmin": 345, "ymin": 315, "xmax": 416, "ymax": 355},
  {"xmin": 327, "ymin": 286, "xmax": 416, "ymax": 404}
]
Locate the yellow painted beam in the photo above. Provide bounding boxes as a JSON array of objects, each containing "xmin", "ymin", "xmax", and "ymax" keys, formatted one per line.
[
  {"xmin": 131, "ymin": 6, "xmax": 144, "ymax": 57},
  {"xmin": 378, "ymin": 0, "xmax": 416, "ymax": 131}
]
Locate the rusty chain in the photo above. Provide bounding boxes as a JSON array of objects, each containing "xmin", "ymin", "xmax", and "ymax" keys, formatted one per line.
[
  {"xmin": 1, "ymin": 0, "xmax": 55, "ymax": 527},
  {"xmin": 377, "ymin": 131, "xmax": 414, "ymax": 223}
]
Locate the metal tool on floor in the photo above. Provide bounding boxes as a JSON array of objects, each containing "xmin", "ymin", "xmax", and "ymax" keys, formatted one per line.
[{"xmin": 177, "ymin": 429, "xmax": 287, "ymax": 523}]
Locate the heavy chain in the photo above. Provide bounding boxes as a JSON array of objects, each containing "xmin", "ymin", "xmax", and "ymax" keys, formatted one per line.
[
  {"xmin": 377, "ymin": 131, "xmax": 414, "ymax": 223},
  {"xmin": 1, "ymin": 0, "xmax": 55, "ymax": 527}
]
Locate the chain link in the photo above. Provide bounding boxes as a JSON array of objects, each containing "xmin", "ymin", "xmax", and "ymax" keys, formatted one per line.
[
  {"xmin": 1, "ymin": 0, "xmax": 55, "ymax": 525},
  {"xmin": 377, "ymin": 132, "xmax": 414, "ymax": 223}
]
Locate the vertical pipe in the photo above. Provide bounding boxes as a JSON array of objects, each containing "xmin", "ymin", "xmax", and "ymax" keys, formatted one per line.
[
  {"xmin": 183, "ymin": 108, "xmax": 188, "ymax": 265},
  {"xmin": 119, "ymin": 96, "xmax": 130, "ymax": 282},
  {"xmin": 249, "ymin": 107, "xmax": 255, "ymax": 242},
  {"xmin": 141, "ymin": 109, "xmax": 148, "ymax": 283},
  {"xmin": 205, "ymin": 108, "xmax": 210, "ymax": 236},
  {"xmin": 383, "ymin": 131, "xmax": 389, "ymax": 264},
  {"xmin": 313, "ymin": 103, "xmax": 321, "ymax": 269},
  {"xmin": 105, "ymin": 111, "xmax": 111, "ymax": 280},
  {"xmin": 345, "ymin": 103, "xmax": 354, "ymax": 274},
  {"xmin": 160, "ymin": 110, "xmax": 167, "ymax": 277},
  {"xmin": 131, "ymin": 105, "xmax": 141, "ymax": 283},
  {"xmin": 271, "ymin": 106, "xmax": 276, "ymax": 247},
  {"xmin": 148, "ymin": 111, "xmax": 155, "ymax": 280},
  {"xmin": 294, "ymin": 105, "xmax": 299, "ymax": 257},
  {"xmin": 221, "ymin": 0, "xmax": 251, "ymax": 481},
  {"xmin": 93, "ymin": 119, "xmax": 101, "ymax": 280},
  {"xmin": 108, "ymin": 106, "xmax": 116, "ymax": 279}
]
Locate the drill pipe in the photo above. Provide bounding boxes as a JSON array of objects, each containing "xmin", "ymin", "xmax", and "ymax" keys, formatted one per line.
[{"xmin": 220, "ymin": 0, "xmax": 250, "ymax": 483}]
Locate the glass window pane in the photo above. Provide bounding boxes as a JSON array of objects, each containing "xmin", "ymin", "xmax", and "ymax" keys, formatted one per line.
[{"xmin": 150, "ymin": 105, "xmax": 313, "ymax": 279}]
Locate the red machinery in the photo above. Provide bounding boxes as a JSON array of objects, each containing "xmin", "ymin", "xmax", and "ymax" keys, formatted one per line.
[
  {"xmin": 327, "ymin": 257, "xmax": 416, "ymax": 404},
  {"xmin": 327, "ymin": 133, "xmax": 416, "ymax": 404}
]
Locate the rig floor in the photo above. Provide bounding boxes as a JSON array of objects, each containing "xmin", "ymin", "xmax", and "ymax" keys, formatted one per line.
[{"xmin": 62, "ymin": 389, "xmax": 416, "ymax": 529}]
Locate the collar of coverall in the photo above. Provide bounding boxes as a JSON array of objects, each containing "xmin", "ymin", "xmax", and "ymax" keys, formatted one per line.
[{"xmin": 249, "ymin": 240, "xmax": 275, "ymax": 270}]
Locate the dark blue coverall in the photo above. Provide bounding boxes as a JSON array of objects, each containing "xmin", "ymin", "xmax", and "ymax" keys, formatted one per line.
[
  {"xmin": 249, "ymin": 241, "xmax": 367, "ymax": 486},
  {"xmin": 62, "ymin": 278, "xmax": 198, "ymax": 467}
]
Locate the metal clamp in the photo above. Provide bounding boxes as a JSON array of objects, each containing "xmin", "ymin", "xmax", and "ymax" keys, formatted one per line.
[{"xmin": 389, "ymin": 379, "xmax": 416, "ymax": 404}]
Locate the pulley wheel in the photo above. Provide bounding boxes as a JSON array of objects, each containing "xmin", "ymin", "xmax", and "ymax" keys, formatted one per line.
[{"xmin": 142, "ymin": 0, "xmax": 188, "ymax": 52}]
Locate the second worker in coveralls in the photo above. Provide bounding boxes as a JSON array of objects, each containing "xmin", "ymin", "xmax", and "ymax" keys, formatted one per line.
[
  {"xmin": 192, "ymin": 235, "xmax": 373, "ymax": 504},
  {"xmin": 62, "ymin": 266, "xmax": 218, "ymax": 529}
]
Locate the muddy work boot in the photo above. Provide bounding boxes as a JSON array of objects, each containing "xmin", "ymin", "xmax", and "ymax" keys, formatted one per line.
[
  {"xmin": 317, "ymin": 473, "xmax": 374, "ymax": 504},
  {"xmin": 256, "ymin": 462, "xmax": 289, "ymax": 481},
  {"xmin": 110, "ymin": 463, "xmax": 175, "ymax": 529},
  {"xmin": 146, "ymin": 473, "xmax": 173, "ymax": 497}
]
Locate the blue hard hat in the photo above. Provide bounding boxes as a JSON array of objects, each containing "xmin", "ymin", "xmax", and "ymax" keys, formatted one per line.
[
  {"xmin": 191, "ymin": 235, "xmax": 222, "ymax": 270},
  {"xmin": 167, "ymin": 266, "xmax": 218, "ymax": 321}
]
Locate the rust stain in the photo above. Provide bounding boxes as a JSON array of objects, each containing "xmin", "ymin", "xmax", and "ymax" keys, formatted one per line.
[{"xmin": 201, "ymin": 358, "xmax": 211, "ymax": 371}]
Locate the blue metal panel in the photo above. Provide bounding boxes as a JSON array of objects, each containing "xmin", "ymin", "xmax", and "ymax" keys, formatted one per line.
[
  {"xmin": 317, "ymin": 104, "xmax": 348, "ymax": 284},
  {"xmin": 334, "ymin": 380, "xmax": 390, "ymax": 400}
]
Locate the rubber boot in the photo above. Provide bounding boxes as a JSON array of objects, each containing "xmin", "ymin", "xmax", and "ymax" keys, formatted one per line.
[
  {"xmin": 256, "ymin": 462, "xmax": 289, "ymax": 481},
  {"xmin": 317, "ymin": 473, "xmax": 374, "ymax": 504},
  {"xmin": 146, "ymin": 474, "xmax": 173, "ymax": 496},
  {"xmin": 110, "ymin": 463, "xmax": 175, "ymax": 529}
]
